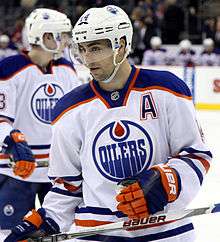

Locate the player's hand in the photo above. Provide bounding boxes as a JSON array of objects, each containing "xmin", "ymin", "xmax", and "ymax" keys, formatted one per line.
[
  {"xmin": 4, "ymin": 208, "xmax": 60, "ymax": 242},
  {"xmin": 116, "ymin": 164, "xmax": 181, "ymax": 219},
  {"xmin": 2, "ymin": 129, "xmax": 36, "ymax": 179}
]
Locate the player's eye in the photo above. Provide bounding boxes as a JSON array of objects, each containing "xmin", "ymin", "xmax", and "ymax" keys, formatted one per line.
[{"xmin": 90, "ymin": 46, "xmax": 101, "ymax": 52}]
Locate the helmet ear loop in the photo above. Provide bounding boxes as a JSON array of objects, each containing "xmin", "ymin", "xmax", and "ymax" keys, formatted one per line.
[
  {"xmin": 41, "ymin": 33, "xmax": 62, "ymax": 53},
  {"xmin": 113, "ymin": 47, "xmax": 129, "ymax": 66}
]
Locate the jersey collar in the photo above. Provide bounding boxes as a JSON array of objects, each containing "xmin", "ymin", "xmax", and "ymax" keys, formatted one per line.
[{"xmin": 90, "ymin": 65, "xmax": 140, "ymax": 109}]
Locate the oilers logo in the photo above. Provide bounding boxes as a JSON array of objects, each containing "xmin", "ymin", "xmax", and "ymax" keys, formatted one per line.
[
  {"xmin": 92, "ymin": 120, "xmax": 153, "ymax": 182},
  {"xmin": 31, "ymin": 83, "xmax": 64, "ymax": 124}
]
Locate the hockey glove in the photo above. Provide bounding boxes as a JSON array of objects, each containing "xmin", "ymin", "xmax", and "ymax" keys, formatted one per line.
[
  {"xmin": 116, "ymin": 164, "xmax": 181, "ymax": 219},
  {"xmin": 4, "ymin": 208, "xmax": 60, "ymax": 242},
  {"xmin": 2, "ymin": 129, "xmax": 36, "ymax": 179}
]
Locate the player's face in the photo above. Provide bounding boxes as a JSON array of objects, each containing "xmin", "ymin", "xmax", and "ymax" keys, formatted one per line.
[{"xmin": 77, "ymin": 39, "xmax": 115, "ymax": 81}]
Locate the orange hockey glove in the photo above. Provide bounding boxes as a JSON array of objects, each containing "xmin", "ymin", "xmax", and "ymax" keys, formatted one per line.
[
  {"xmin": 3, "ymin": 129, "xmax": 36, "ymax": 179},
  {"xmin": 116, "ymin": 164, "xmax": 181, "ymax": 219}
]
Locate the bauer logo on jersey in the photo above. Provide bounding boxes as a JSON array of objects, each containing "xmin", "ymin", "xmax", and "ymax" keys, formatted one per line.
[
  {"xmin": 92, "ymin": 120, "xmax": 153, "ymax": 182},
  {"xmin": 31, "ymin": 83, "xmax": 64, "ymax": 124}
]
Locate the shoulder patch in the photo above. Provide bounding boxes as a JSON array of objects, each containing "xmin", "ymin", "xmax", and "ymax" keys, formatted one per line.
[
  {"xmin": 134, "ymin": 68, "xmax": 192, "ymax": 98},
  {"xmin": 0, "ymin": 54, "xmax": 32, "ymax": 80}
]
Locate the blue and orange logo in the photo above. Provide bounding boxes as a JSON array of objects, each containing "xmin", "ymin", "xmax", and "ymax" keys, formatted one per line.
[
  {"xmin": 92, "ymin": 120, "xmax": 153, "ymax": 182},
  {"xmin": 31, "ymin": 83, "xmax": 64, "ymax": 124}
]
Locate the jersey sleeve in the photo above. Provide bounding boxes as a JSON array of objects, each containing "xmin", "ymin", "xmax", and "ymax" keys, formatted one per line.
[
  {"xmin": 43, "ymin": 115, "xmax": 83, "ymax": 231},
  {"xmin": 165, "ymin": 80, "xmax": 212, "ymax": 211}
]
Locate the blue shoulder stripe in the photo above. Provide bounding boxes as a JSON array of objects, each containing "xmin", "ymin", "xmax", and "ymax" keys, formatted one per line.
[
  {"xmin": 0, "ymin": 54, "xmax": 32, "ymax": 80},
  {"xmin": 51, "ymin": 83, "xmax": 96, "ymax": 122},
  {"xmin": 134, "ymin": 69, "xmax": 192, "ymax": 98},
  {"xmin": 53, "ymin": 57, "xmax": 75, "ymax": 71}
]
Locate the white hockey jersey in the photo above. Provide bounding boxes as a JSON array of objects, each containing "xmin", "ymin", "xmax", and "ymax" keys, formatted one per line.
[
  {"xmin": 142, "ymin": 48, "xmax": 168, "ymax": 66},
  {"xmin": 0, "ymin": 53, "xmax": 81, "ymax": 182},
  {"xmin": 198, "ymin": 50, "xmax": 219, "ymax": 66},
  {"xmin": 43, "ymin": 66, "xmax": 212, "ymax": 241}
]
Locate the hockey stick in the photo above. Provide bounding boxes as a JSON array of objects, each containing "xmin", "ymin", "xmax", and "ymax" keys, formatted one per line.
[{"xmin": 27, "ymin": 203, "xmax": 220, "ymax": 242}]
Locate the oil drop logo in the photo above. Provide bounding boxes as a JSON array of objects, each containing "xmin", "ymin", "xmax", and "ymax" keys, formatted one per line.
[
  {"xmin": 31, "ymin": 83, "xmax": 64, "ymax": 124},
  {"xmin": 92, "ymin": 120, "xmax": 153, "ymax": 182}
]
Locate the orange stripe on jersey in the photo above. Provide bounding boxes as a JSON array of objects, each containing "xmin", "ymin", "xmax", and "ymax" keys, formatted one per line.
[
  {"xmin": 0, "ymin": 153, "xmax": 49, "ymax": 159},
  {"xmin": 51, "ymin": 96, "xmax": 97, "ymax": 125},
  {"xmin": 0, "ymin": 154, "xmax": 10, "ymax": 159},
  {"xmin": 90, "ymin": 81, "xmax": 111, "ymax": 108},
  {"xmin": 132, "ymin": 86, "xmax": 192, "ymax": 100},
  {"xmin": 0, "ymin": 119, "xmax": 12, "ymax": 124},
  {"xmin": 75, "ymin": 219, "xmax": 113, "ymax": 227},
  {"xmin": 123, "ymin": 68, "xmax": 140, "ymax": 106},
  {"xmin": 55, "ymin": 178, "xmax": 80, "ymax": 192},
  {"xmin": 34, "ymin": 154, "xmax": 49, "ymax": 159},
  {"xmin": 184, "ymin": 154, "xmax": 210, "ymax": 173}
]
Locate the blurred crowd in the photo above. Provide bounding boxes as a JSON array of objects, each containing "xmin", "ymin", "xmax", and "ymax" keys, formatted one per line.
[{"xmin": 1, "ymin": 0, "xmax": 220, "ymax": 66}]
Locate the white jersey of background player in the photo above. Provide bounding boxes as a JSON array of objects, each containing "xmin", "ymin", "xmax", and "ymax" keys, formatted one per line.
[
  {"xmin": 142, "ymin": 36, "xmax": 168, "ymax": 66},
  {"xmin": 0, "ymin": 8, "xmax": 80, "ymax": 229},
  {"xmin": 176, "ymin": 39, "xmax": 197, "ymax": 66},
  {"xmin": 5, "ymin": 5, "xmax": 212, "ymax": 242},
  {"xmin": 198, "ymin": 38, "xmax": 219, "ymax": 66}
]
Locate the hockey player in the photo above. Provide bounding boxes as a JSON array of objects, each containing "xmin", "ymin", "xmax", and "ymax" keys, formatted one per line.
[
  {"xmin": 141, "ymin": 36, "xmax": 168, "ymax": 66},
  {"xmin": 0, "ymin": 35, "xmax": 18, "ymax": 60},
  {"xmin": 0, "ymin": 8, "xmax": 80, "ymax": 230},
  {"xmin": 5, "ymin": 5, "xmax": 212, "ymax": 242},
  {"xmin": 176, "ymin": 39, "xmax": 197, "ymax": 66},
  {"xmin": 198, "ymin": 38, "xmax": 219, "ymax": 66}
]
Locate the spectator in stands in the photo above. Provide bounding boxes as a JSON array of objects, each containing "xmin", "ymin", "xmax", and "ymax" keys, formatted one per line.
[
  {"xmin": 202, "ymin": 17, "xmax": 216, "ymax": 41},
  {"xmin": 130, "ymin": 7, "xmax": 157, "ymax": 64},
  {"xmin": 214, "ymin": 17, "xmax": 220, "ymax": 50},
  {"xmin": 161, "ymin": 0, "xmax": 185, "ymax": 44},
  {"xmin": 0, "ymin": 34, "xmax": 18, "ymax": 60},
  {"xmin": 198, "ymin": 38, "xmax": 219, "ymax": 66},
  {"xmin": 142, "ymin": 36, "xmax": 167, "ymax": 65},
  {"xmin": 175, "ymin": 39, "xmax": 197, "ymax": 66},
  {"xmin": 11, "ymin": 18, "xmax": 25, "ymax": 50}
]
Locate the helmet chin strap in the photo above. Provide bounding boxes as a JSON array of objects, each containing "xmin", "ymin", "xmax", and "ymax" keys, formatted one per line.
[{"xmin": 99, "ymin": 49, "xmax": 128, "ymax": 84}]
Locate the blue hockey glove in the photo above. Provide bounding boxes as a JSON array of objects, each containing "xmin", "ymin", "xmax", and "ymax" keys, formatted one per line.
[
  {"xmin": 116, "ymin": 164, "xmax": 181, "ymax": 219},
  {"xmin": 2, "ymin": 129, "xmax": 36, "ymax": 179},
  {"xmin": 4, "ymin": 208, "xmax": 60, "ymax": 242}
]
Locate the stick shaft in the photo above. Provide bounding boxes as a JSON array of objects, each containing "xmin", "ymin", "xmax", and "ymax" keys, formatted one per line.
[{"xmin": 28, "ymin": 203, "xmax": 220, "ymax": 242}]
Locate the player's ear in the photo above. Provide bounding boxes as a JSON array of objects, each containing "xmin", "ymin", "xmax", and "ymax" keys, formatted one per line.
[{"xmin": 116, "ymin": 38, "xmax": 126, "ymax": 63}]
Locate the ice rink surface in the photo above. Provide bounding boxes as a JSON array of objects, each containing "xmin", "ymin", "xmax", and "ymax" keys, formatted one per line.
[
  {"xmin": 0, "ymin": 110, "xmax": 219, "ymax": 242},
  {"xmin": 190, "ymin": 110, "xmax": 220, "ymax": 242}
]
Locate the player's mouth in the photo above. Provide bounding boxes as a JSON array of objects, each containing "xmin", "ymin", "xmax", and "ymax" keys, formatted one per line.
[
  {"xmin": 90, "ymin": 67, "xmax": 100, "ymax": 71},
  {"xmin": 89, "ymin": 67, "xmax": 101, "ymax": 75}
]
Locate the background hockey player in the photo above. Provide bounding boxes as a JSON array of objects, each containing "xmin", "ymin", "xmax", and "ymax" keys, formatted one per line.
[
  {"xmin": 0, "ymin": 8, "xmax": 80, "ymax": 230},
  {"xmin": 176, "ymin": 39, "xmax": 197, "ymax": 66},
  {"xmin": 198, "ymin": 38, "xmax": 219, "ymax": 66},
  {"xmin": 141, "ymin": 36, "xmax": 168, "ymax": 66},
  {"xmin": 5, "ymin": 5, "xmax": 212, "ymax": 242}
]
